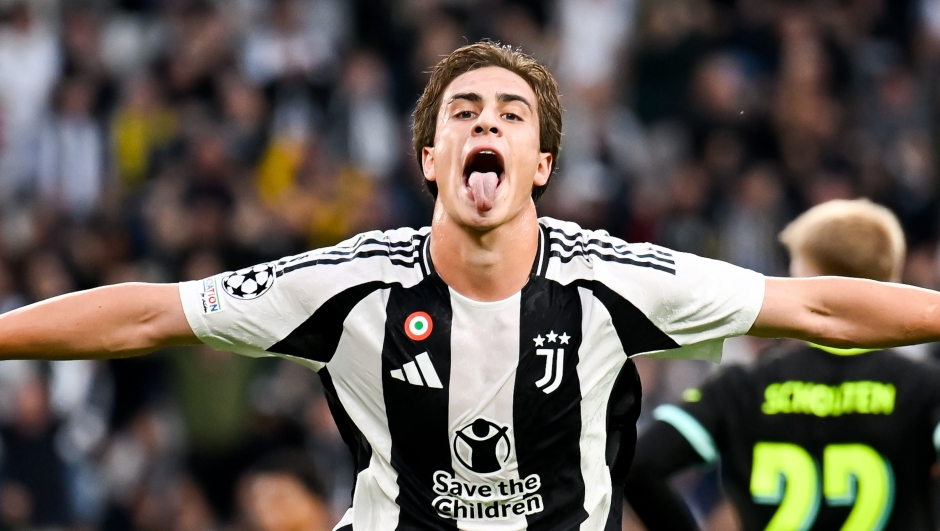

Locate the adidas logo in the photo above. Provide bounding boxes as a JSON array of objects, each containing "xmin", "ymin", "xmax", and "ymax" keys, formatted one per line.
[{"xmin": 390, "ymin": 352, "xmax": 443, "ymax": 388}]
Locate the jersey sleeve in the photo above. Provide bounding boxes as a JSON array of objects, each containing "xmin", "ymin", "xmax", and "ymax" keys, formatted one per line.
[
  {"xmin": 650, "ymin": 368, "xmax": 739, "ymax": 465},
  {"xmin": 583, "ymin": 231, "xmax": 764, "ymax": 362},
  {"xmin": 177, "ymin": 229, "xmax": 426, "ymax": 370}
]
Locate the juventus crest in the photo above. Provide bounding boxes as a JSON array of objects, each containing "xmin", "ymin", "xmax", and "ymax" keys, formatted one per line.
[{"xmin": 533, "ymin": 330, "xmax": 570, "ymax": 394}]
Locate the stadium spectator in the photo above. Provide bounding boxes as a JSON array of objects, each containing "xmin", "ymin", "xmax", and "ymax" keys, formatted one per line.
[
  {"xmin": 37, "ymin": 76, "xmax": 106, "ymax": 217},
  {"xmin": 0, "ymin": 2, "xmax": 60, "ymax": 204},
  {"xmin": 0, "ymin": 371, "xmax": 71, "ymax": 527},
  {"xmin": 239, "ymin": 449, "xmax": 332, "ymax": 531}
]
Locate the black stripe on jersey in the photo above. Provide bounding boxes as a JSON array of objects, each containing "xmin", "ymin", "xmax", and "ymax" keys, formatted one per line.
[
  {"xmin": 549, "ymin": 243, "xmax": 676, "ymax": 267},
  {"xmin": 547, "ymin": 228, "xmax": 675, "ymax": 258},
  {"xmin": 551, "ymin": 248, "xmax": 677, "ymax": 275},
  {"xmin": 279, "ymin": 249, "xmax": 420, "ymax": 275},
  {"xmin": 546, "ymin": 227, "xmax": 674, "ymax": 257},
  {"xmin": 546, "ymin": 236, "xmax": 676, "ymax": 266},
  {"xmin": 418, "ymin": 234, "xmax": 432, "ymax": 277},
  {"xmin": 319, "ymin": 238, "xmax": 418, "ymax": 256},
  {"xmin": 279, "ymin": 252, "xmax": 315, "ymax": 266},
  {"xmin": 606, "ymin": 361, "xmax": 642, "ymax": 485},
  {"xmin": 267, "ymin": 281, "xmax": 392, "ymax": 362},
  {"xmin": 575, "ymin": 280, "xmax": 682, "ymax": 355},
  {"xmin": 605, "ymin": 485, "xmax": 625, "ymax": 531},
  {"xmin": 319, "ymin": 367, "xmax": 372, "ymax": 500},
  {"xmin": 532, "ymin": 224, "xmax": 548, "ymax": 277},
  {"xmin": 382, "ymin": 275, "xmax": 457, "ymax": 531},
  {"xmin": 290, "ymin": 250, "xmax": 418, "ymax": 268},
  {"xmin": 276, "ymin": 234, "xmax": 425, "ymax": 275},
  {"xmin": 514, "ymin": 277, "xmax": 589, "ymax": 530},
  {"xmin": 276, "ymin": 236, "xmax": 419, "ymax": 265}
]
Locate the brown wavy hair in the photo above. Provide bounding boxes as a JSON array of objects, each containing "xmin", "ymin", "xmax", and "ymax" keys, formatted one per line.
[{"xmin": 412, "ymin": 41, "xmax": 562, "ymax": 202}]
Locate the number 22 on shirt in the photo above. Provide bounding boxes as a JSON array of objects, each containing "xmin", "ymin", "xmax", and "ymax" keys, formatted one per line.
[{"xmin": 750, "ymin": 442, "xmax": 894, "ymax": 531}]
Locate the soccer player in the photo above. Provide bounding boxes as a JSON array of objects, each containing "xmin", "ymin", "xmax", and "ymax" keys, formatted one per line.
[
  {"xmin": 2, "ymin": 42, "xmax": 940, "ymax": 530},
  {"xmin": 624, "ymin": 199, "xmax": 940, "ymax": 531}
]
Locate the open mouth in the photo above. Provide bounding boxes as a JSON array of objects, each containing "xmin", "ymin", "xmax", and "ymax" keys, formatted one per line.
[
  {"xmin": 463, "ymin": 148, "xmax": 505, "ymax": 212},
  {"xmin": 463, "ymin": 149, "xmax": 505, "ymax": 183},
  {"xmin": 463, "ymin": 149, "xmax": 505, "ymax": 211}
]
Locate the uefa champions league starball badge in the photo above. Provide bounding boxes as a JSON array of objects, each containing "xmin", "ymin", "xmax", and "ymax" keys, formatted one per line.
[{"xmin": 221, "ymin": 263, "xmax": 276, "ymax": 300}]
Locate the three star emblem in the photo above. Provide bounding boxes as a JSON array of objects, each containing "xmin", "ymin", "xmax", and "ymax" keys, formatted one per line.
[{"xmin": 533, "ymin": 330, "xmax": 570, "ymax": 347}]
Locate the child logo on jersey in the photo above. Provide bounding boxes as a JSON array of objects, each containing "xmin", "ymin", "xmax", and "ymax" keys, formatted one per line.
[
  {"xmin": 453, "ymin": 418, "xmax": 512, "ymax": 474},
  {"xmin": 405, "ymin": 311, "xmax": 433, "ymax": 341}
]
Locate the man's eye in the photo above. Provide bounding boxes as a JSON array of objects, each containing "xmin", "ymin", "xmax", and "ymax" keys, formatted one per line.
[
  {"xmin": 456, "ymin": 111, "xmax": 475, "ymax": 119},
  {"xmin": 503, "ymin": 113, "xmax": 521, "ymax": 121}
]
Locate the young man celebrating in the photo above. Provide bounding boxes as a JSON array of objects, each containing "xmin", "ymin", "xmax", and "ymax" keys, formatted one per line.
[
  {"xmin": 2, "ymin": 42, "xmax": 940, "ymax": 530},
  {"xmin": 624, "ymin": 199, "xmax": 940, "ymax": 530}
]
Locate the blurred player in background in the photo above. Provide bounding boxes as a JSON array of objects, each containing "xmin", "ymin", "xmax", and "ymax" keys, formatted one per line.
[{"xmin": 625, "ymin": 198, "xmax": 940, "ymax": 530}]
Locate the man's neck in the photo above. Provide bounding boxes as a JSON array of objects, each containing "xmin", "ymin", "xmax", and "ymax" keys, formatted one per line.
[{"xmin": 429, "ymin": 203, "xmax": 540, "ymax": 302}]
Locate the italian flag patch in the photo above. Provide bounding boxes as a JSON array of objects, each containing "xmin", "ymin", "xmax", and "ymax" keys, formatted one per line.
[{"xmin": 405, "ymin": 311, "xmax": 433, "ymax": 341}]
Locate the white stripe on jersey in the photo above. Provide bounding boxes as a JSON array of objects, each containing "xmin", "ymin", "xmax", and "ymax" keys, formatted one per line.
[
  {"xmin": 447, "ymin": 288, "xmax": 526, "ymax": 531},
  {"xmin": 545, "ymin": 231, "xmax": 675, "ymax": 273},
  {"xmin": 281, "ymin": 242, "xmax": 420, "ymax": 269},
  {"xmin": 546, "ymin": 228, "xmax": 672, "ymax": 258},
  {"xmin": 422, "ymin": 234, "xmax": 432, "ymax": 276},
  {"xmin": 329, "ymin": 289, "xmax": 400, "ymax": 530},
  {"xmin": 350, "ymin": 454, "xmax": 401, "ymax": 531},
  {"xmin": 575, "ymin": 287, "xmax": 629, "ymax": 530},
  {"xmin": 546, "ymin": 241, "xmax": 670, "ymax": 262},
  {"xmin": 534, "ymin": 226, "xmax": 546, "ymax": 276},
  {"xmin": 416, "ymin": 353, "xmax": 444, "ymax": 388}
]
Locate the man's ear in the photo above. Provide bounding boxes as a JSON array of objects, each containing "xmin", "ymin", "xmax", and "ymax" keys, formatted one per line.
[
  {"xmin": 422, "ymin": 147, "xmax": 436, "ymax": 182},
  {"xmin": 534, "ymin": 152, "xmax": 552, "ymax": 186}
]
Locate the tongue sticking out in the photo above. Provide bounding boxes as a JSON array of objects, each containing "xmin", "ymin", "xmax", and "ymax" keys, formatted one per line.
[{"xmin": 468, "ymin": 171, "xmax": 498, "ymax": 211}]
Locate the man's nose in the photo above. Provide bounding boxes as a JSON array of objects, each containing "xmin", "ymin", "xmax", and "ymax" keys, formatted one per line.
[
  {"xmin": 472, "ymin": 111, "xmax": 500, "ymax": 136},
  {"xmin": 473, "ymin": 124, "xmax": 499, "ymax": 134}
]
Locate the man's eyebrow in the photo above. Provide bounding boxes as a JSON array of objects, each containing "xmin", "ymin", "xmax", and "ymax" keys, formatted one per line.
[
  {"xmin": 497, "ymin": 93, "xmax": 532, "ymax": 110},
  {"xmin": 448, "ymin": 92, "xmax": 482, "ymax": 105}
]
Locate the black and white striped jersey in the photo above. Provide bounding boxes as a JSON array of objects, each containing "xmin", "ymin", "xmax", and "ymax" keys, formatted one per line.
[{"xmin": 179, "ymin": 217, "xmax": 765, "ymax": 531}]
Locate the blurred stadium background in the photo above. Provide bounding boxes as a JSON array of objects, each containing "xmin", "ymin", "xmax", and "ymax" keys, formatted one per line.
[{"xmin": 0, "ymin": 0, "xmax": 937, "ymax": 529}]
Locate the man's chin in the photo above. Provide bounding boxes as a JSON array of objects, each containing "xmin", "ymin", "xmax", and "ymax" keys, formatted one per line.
[
  {"xmin": 452, "ymin": 203, "xmax": 507, "ymax": 231},
  {"xmin": 436, "ymin": 193, "xmax": 530, "ymax": 232},
  {"xmin": 461, "ymin": 213, "xmax": 503, "ymax": 231}
]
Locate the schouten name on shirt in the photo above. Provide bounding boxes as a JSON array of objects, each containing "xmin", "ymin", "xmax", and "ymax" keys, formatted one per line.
[
  {"xmin": 432, "ymin": 471, "xmax": 543, "ymax": 520},
  {"xmin": 761, "ymin": 380, "xmax": 896, "ymax": 417}
]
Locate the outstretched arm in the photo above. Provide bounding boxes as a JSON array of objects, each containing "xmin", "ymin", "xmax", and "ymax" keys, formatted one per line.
[
  {"xmin": 0, "ymin": 283, "xmax": 198, "ymax": 360},
  {"xmin": 750, "ymin": 277, "xmax": 940, "ymax": 347}
]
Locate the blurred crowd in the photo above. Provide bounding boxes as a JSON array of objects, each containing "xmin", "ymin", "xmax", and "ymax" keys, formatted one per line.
[{"xmin": 1, "ymin": 0, "xmax": 940, "ymax": 529}]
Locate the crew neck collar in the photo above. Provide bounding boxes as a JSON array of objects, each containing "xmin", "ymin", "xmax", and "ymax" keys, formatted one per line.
[{"xmin": 421, "ymin": 222, "xmax": 549, "ymax": 280}]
